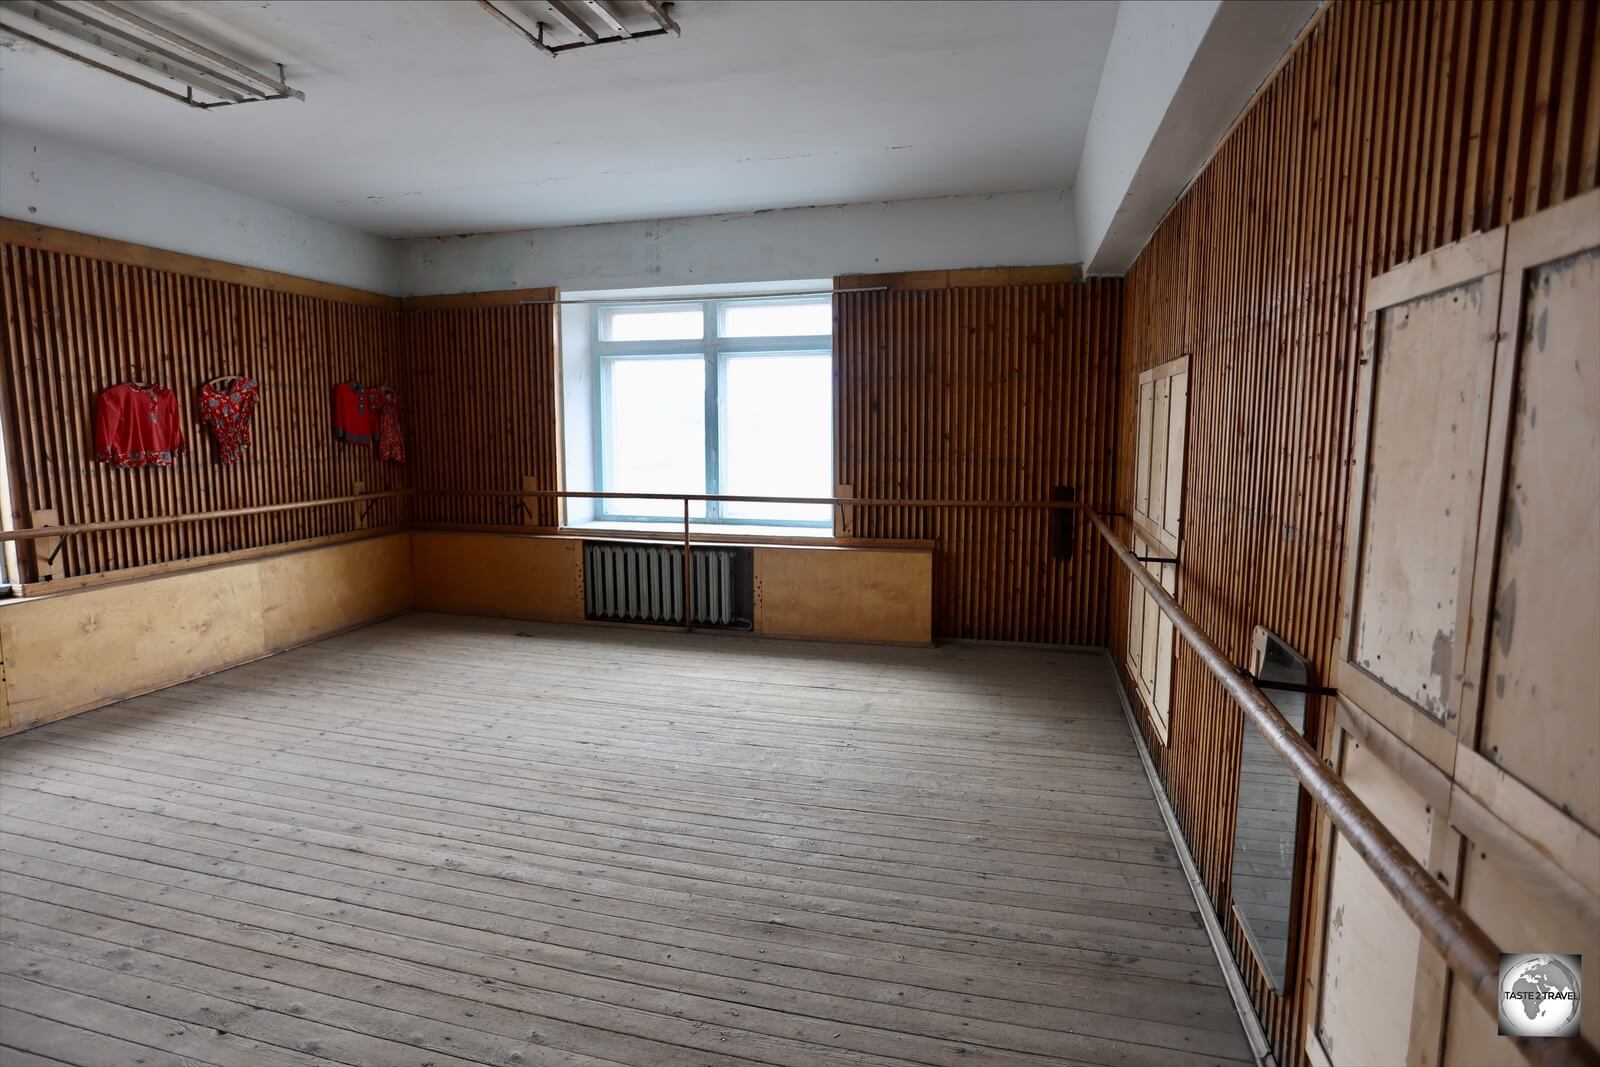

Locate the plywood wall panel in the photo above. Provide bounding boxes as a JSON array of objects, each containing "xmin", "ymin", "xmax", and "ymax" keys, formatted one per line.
[
  {"xmin": 260, "ymin": 533, "xmax": 414, "ymax": 649},
  {"xmin": 1473, "ymin": 246, "xmax": 1600, "ymax": 832},
  {"xmin": 0, "ymin": 532, "xmax": 411, "ymax": 734},
  {"xmin": 0, "ymin": 560, "xmax": 268, "ymax": 731},
  {"xmin": 755, "ymin": 545, "xmax": 932, "ymax": 646},
  {"xmin": 0, "ymin": 234, "xmax": 407, "ymax": 583},
  {"xmin": 1111, "ymin": 2, "xmax": 1600, "ymax": 1061},
  {"xmin": 411, "ymin": 530, "xmax": 583, "ymax": 622},
  {"xmin": 834, "ymin": 277, "xmax": 1122, "ymax": 644}
]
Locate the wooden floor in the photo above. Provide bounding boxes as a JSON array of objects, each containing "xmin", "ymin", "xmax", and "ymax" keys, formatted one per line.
[{"xmin": 0, "ymin": 613, "xmax": 1251, "ymax": 1067}]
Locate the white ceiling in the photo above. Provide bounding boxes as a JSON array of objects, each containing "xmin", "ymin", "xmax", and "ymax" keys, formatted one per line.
[{"xmin": 0, "ymin": 0, "xmax": 1119, "ymax": 238}]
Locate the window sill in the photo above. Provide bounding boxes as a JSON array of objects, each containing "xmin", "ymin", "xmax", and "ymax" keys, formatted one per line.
[{"xmin": 564, "ymin": 519, "xmax": 833, "ymax": 540}]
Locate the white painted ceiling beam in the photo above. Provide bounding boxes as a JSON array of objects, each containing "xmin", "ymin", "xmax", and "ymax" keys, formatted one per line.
[{"xmin": 1073, "ymin": 0, "xmax": 1318, "ymax": 276}]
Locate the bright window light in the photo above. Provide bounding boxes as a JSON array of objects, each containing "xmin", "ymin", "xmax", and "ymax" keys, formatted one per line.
[
  {"xmin": 605, "ymin": 358, "xmax": 706, "ymax": 518},
  {"xmin": 601, "ymin": 305, "xmax": 704, "ymax": 342},
  {"xmin": 591, "ymin": 292, "xmax": 833, "ymax": 529},
  {"xmin": 721, "ymin": 355, "xmax": 832, "ymax": 523},
  {"xmin": 720, "ymin": 299, "xmax": 833, "ymax": 338}
]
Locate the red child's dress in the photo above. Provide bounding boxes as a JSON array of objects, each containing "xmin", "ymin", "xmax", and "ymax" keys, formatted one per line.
[
  {"xmin": 198, "ymin": 376, "xmax": 259, "ymax": 464},
  {"xmin": 95, "ymin": 383, "xmax": 185, "ymax": 468},
  {"xmin": 368, "ymin": 386, "xmax": 405, "ymax": 464}
]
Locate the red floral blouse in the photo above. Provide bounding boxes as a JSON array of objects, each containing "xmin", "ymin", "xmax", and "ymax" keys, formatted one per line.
[{"xmin": 198, "ymin": 376, "xmax": 259, "ymax": 464}]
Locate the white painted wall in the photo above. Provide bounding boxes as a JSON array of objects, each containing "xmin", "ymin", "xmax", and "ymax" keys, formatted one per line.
[
  {"xmin": 1074, "ymin": 0, "xmax": 1220, "ymax": 274},
  {"xmin": 1073, "ymin": 0, "xmax": 1315, "ymax": 274},
  {"xmin": 396, "ymin": 189, "xmax": 1077, "ymax": 297},
  {"xmin": 0, "ymin": 123, "xmax": 399, "ymax": 294}
]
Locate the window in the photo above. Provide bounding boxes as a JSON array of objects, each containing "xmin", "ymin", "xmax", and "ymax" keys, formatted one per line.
[
  {"xmin": 593, "ymin": 295, "xmax": 833, "ymax": 527},
  {"xmin": 1126, "ymin": 355, "xmax": 1189, "ymax": 743}
]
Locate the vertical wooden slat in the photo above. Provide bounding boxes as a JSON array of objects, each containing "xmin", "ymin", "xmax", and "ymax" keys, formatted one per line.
[
  {"xmin": 0, "ymin": 238, "xmax": 404, "ymax": 581},
  {"xmin": 1112, "ymin": 2, "xmax": 1599, "ymax": 1061},
  {"xmin": 400, "ymin": 294, "xmax": 559, "ymax": 529},
  {"xmin": 832, "ymin": 271, "xmax": 1117, "ymax": 644}
]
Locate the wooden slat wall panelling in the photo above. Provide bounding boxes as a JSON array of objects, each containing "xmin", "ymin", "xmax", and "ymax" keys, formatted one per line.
[
  {"xmin": 0, "ymin": 231, "xmax": 406, "ymax": 584},
  {"xmin": 834, "ymin": 275, "xmax": 1121, "ymax": 644},
  {"xmin": 1109, "ymin": 2, "xmax": 1600, "ymax": 1063},
  {"xmin": 401, "ymin": 290, "xmax": 560, "ymax": 528}
]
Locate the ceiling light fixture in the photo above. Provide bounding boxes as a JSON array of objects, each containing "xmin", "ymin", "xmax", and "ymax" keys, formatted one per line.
[
  {"xmin": 0, "ymin": 0, "xmax": 304, "ymax": 109},
  {"xmin": 477, "ymin": 0, "xmax": 679, "ymax": 57}
]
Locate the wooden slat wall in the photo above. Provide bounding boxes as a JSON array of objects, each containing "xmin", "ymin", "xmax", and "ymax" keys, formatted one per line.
[
  {"xmin": 1110, "ymin": 1, "xmax": 1600, "ymax": 1062},
  {"xmin": 402, "ymin": 290, "xmax": 560, "ymax": 527},
  {"xmin": 0, "ymin": 233, "xmax": 406, "ymax": 583},
  {"xmin": 835, "ymin": 274, "xmax": 1122, "ymax": 644}
]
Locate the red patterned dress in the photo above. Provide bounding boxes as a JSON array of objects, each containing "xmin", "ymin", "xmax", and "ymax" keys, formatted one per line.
[
  {"xmin": 368, "ymin": 386, "xmax": 406, "ymax": 464},
  {"xmin": 198, "ymin": 376, "xmax": 259, "ymax": 464},
  {"xmin": 94, "ymin": 383, "xmax": 184, "ymax": 468}
]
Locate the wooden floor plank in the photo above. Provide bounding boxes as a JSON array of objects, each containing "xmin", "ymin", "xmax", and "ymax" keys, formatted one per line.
[{"xmin": 0, "ymin": 614, "xmax": 1251, "ymax": 1066}]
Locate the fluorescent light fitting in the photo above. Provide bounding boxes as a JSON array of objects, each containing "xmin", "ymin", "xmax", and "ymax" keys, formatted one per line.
[
  {"xmin": 543, "ymin": 0, "xmax": 598, "ymax": 43},
  {"xmin": 0, "ymin": 0, "xmax": 304, "ymax": 108},
  {"xmin": 642, "ymin": 0, "xmax": 679, "ymax": 35},
  {"xmin": 481, "ymin": 0, "xmax": 679, "ymax": 56},
  {"xmin": 582, "ymin": 0, "xmax": 630, "ymax": 37}
]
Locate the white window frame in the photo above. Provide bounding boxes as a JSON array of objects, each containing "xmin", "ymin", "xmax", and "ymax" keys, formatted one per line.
[
  {"xmin": 1126, "ymin": 355, "xmax": 1189, "ymax": 744},
  {"xmin": 592, "ymin": 295, "xmax": 833, "ymax": 528}
]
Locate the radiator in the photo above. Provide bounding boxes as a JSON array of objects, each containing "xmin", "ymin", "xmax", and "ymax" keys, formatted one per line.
[{"xmin": 583, "ymin": 542, "xmax": 748, "ymax": 628}]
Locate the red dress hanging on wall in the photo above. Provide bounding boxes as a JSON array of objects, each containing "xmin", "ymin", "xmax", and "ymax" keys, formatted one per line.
[
  {"xmin": 332, "ymin": 380, "xmax": 374, "ymax": 444},
  {"xmin": 198, "ymin": 376, "xmax": 259, "ymax": 464},
  {"xmin": 95, "ymin": 383, "xmax": 184, "ymax": 468},
  {"xmin": 367, "ymin": 386, "xmax": 405, "ymax": 464}
]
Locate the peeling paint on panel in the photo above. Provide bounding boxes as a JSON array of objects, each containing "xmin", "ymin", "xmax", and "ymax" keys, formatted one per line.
[
  {"xmin": 1495, "ymin": 578, "xmax": 1518, "ymax": 656},
  {"xmin": 1429, "ymin": 629, "xmax": 1454, "ymax": 710}
]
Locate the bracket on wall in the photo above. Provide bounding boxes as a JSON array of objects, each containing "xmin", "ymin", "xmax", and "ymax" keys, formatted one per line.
[
  {"xmin": 1234, "ymin": 666, "xmax": 1338, "ymax": 698},
  {"xmin": 30, "ymin": 507, "xmax": 62, "ymax": 581},
  {"xmin": 1050, "ymin": 485, "xmax": 1075, "ymax": 562},
  {"xmin": 1134, "ymin": 554, "xmax": 1179, "ymax": 565}
]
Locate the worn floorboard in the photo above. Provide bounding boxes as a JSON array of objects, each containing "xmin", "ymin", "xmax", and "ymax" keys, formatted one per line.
[{"xmin": 0, "ymin": 613, "xmax": 1250, "ymax": 1066}]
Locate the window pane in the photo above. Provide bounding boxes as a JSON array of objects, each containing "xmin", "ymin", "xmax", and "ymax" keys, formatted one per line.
[
  {"xmin": 719, "ymin": 299, "xmax": 831, "ymax": 338},
  {"xmin": 721, "ymin": 354, "xmax": 832, "ymax": 523},
  {"xmin": 601, "ymin": 305, "xmax": 704, "ymax": 342},
  {"xmin": 604, "ymin": 358, "xmax": 706, "ymax": 518}
]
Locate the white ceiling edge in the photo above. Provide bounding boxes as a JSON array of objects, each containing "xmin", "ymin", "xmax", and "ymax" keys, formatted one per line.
[
  {"xmin": 397, "ymin": 189, "xmax": 1079, "ymax": 298},
  {"xmin": 1073, "ymin": 0, "xmax": 1319, "ymax": 276},
  {"xmin": 0, "ymin": 121, "xmax": 1078, "ymax": 300},
  {"xmin": 0, "ymin": 122, "xmax": 401, "ymax": 295}
]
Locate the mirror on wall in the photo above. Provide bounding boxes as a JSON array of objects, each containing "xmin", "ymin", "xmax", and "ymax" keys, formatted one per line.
[{"xmin": 1230, "ymin": 626, "xmax": 1311, "ymax": 993}]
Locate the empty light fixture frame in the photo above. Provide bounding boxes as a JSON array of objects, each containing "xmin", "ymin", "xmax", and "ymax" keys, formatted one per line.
[
  {"xmin": 477, "ymin": 0, "xmax": 679, "ymax": 56},
  {"xmin": 0, "ymin": 0, "xmax": 304, "ymax": 108}
]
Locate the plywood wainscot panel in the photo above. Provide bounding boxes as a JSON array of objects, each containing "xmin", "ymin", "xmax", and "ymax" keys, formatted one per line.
[
  {"xmin": 260, "ymin": 534, "xmax": 414, "ymax": 649},
  {"xmin": 0, "ymin": 563, "xmax": 268, "ymax": 733},
  {"xmin": 0, "ymin": 624, "xmax": 11, "ymax": 732},
  {"xmin": 1440, "ymin": 846, "xmax": 1600, "ymax": 1065},
  {"xmin": 411, "ymin": 531, "xmax": 585, "ymax": 622},
  {"xmin": 1316, "ymin": 735, "xmax": 1434, "ymax": 1066},
  {"xmin": 754, "ymin": 545, "xmax": 932, "ymax": 646}
]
